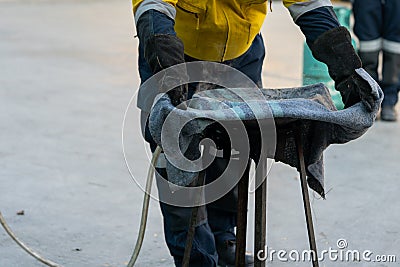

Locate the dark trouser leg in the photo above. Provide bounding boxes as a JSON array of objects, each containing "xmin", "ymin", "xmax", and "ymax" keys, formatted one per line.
[
  {"xmin": 159, "ymin": 203, "xmax": 218, "ymax": 267},
  {"xmin": 381, "ymin": 51, "xmax": 400, "ymax": 107},
  {"xmin": 156, "ymin": 168, "xmax": 218, "ymax": 267},
  {"xmin": 353, "ymin": 0, "xmax": 382, "ymax": 83},
  {"xmin": 353, "ymin": 0, "xmax": 382, "ymax": 44},
  {"xmin": 358, "ymin": 51, "xmax": 380, "ymax": 82},
  {"xmin": 382, "ymin": 0, "xmax": 400, "ymax": 107}
]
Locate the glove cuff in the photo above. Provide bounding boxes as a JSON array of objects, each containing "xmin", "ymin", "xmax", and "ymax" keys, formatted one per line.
[{"xmin": 310, "ymin": 26, "xmax": 362, "ymax": 82}]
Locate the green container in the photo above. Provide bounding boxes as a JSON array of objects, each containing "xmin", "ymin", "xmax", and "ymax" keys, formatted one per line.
[{"xmin": 302, "ymin": 6, "xmax": 355, "ymax": 110}]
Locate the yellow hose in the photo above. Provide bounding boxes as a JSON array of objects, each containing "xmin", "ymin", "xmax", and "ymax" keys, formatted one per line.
[{"xmin": 127, "ymin": 146, "xmax": 162, "ymax": 267}]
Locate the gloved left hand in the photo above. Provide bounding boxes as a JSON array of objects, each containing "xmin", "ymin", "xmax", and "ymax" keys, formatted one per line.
[
  {"xmin": 310, "ymin": 26, "xmax": 378, "ymax": 111},
  {"xmin": 136, "ymin": 10, "xmax": 188, "ymax": 107},
  {"xmin": 143, "ymin": 34, "xmax": 188, "ymax": 107}
]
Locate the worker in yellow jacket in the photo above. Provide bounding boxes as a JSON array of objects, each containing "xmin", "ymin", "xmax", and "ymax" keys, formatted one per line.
[{"xmin": 132, "ymin": 0, "xmax": 377, "ymax": 266}]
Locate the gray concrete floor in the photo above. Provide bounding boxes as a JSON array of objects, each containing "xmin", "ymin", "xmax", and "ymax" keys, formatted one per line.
[{"xmin": 0, "ymin": 1, "xmax": 398, "ymax": 266}]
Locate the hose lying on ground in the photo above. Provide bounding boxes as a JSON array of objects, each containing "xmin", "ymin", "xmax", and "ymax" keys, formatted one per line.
[
  {"xmin": 0, "ymin": 211, "xmax": 62, "ymax": 267},
  {"xmin": 0, "ymin": 146, "xmax": 162, "ymax": 267},
  {"xmin": 127, "ymin": 146, "xmax": 162, "ymax": 267}
]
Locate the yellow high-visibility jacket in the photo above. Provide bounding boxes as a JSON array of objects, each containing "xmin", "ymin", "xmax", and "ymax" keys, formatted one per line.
[{"xmin": 132, "ymin": 0, "xmax": 332, "ymax": 61}]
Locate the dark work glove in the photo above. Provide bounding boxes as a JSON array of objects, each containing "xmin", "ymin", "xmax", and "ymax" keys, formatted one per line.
[
  {"xmin": 137, "ymin": 11, "xmax": 188, "ymax": 106},
  {"xmin": 310, "ymin": 26, "xmax": 377, "ymax": 111}
]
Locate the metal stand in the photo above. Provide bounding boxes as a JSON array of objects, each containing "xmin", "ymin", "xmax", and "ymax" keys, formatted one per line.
[
  {"xmin": 182, "ymin": 171, "xmax": 206, "ymax": 267},
  {"xmin": 183, "ymin": 125, "xmax": 319, "ymax": 267},
  {"xmin": 254, "ymin": 158, "xmax": 267, "ymax": 267},
  {"xmin": 235, "ymin": 167, "xmax": 250, "ymax": 266},
  {"xmin": 296, "ymin": 129, "xmax": 319, "ymax": 267},
  {"xmin": 236, "ymin": 157, "xmax": 267, "ymax": 267}
]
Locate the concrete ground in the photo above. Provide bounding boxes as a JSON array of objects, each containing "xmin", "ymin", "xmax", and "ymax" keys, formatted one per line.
[{"xmin": 0, "ymin": 0, "xmax": 398, "ymax": 266}]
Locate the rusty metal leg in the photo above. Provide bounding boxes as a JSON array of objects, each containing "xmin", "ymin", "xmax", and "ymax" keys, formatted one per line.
[
  {"xmin": 235, "ymin": 166, "xmax": 250, "ymax": 267},
  {"xmin": 182, "ymin": 171, "xmax": 206, "ymax": 267},
  {"xmin": 255, "ymin": 158, "xmax": 267, "ymax": 267},
  {"xmin": 296, "ymin": 131, "xmax": 319, "ymax": 267}
]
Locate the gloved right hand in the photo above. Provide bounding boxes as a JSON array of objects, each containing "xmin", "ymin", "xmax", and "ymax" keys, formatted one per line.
[
  {"xmin": 137, "ymin": 10, "xmax": 188, "ymax": 106},
  {"xmin": 310, "ymin": 26, "xmax": 378, "ymax": 111}
]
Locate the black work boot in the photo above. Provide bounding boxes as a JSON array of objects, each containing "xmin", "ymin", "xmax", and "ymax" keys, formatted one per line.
[
  {"xmin": 216, "ymin": 240, "xmax": 254, "ymax": 267},
  {"xmin": 381, "ymin": 106, "xmax": 397, "ymax": 121}
]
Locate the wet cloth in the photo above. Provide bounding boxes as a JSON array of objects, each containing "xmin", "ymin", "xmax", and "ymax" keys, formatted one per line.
[{"xmin": 148, "ymin": 68, "xmax": 383, "ymax": 198}]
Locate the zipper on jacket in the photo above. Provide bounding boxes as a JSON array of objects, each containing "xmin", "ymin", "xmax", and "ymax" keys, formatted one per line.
[
  {"xmin": 221, "ymin": 9, "xmax": 229, "ymax": 62},
  {"xmin": 195, "ymin": 14, "xmax": 200, "ymax": 30}
]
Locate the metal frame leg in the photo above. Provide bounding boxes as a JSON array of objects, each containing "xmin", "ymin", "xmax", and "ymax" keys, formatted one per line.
[
  {"xmin": 296, "ymin": 131, "xmax": 319, "ymax": 267},
  {"xmin": 182, "ymin": 171, "xmax": 206, "ymax": 267},
  {"xmin": 254, "ymin": 158, "xmax": 267, "ymax": 267},
  {"xmin": 235, "ymin": 167, "xmax": 250, "ymax": 267},
  {"xmin": 183, "ymin": 127, "xmax": 319, "ymax": 267}
]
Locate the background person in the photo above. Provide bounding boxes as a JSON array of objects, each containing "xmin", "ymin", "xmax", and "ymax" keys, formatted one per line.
[{"xmin": 352, "ymin": 0, "xmax": 400, "ymax": 121}]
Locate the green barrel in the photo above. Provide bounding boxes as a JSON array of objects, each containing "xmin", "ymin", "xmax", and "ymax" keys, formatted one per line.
[{"xmin": 303, "ymin": 6, "xmax": 355, "ymax": 110}]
